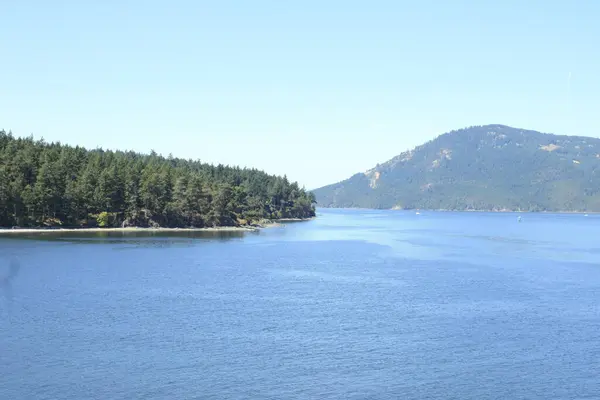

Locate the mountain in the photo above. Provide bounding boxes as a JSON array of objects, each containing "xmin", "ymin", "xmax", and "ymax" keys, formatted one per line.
[
  {"xmin": 314, "ymin": 124, "xmax": 600, "ymax": 212},
  {"xmin": 0, "ymin": 130, "xmax": 315, "ymax": 228}
]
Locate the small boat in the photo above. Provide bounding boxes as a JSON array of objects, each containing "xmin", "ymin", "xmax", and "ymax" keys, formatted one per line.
[
  {"xmin": 415, "ymin": 211, "xmax": 421, "ymax": 215},
  {"xmin": 517, "ymin": 216, "xmax": 522, "ymax": 222}
]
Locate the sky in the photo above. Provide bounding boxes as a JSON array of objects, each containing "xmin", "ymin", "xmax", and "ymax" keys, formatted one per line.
[{"xmin": 2, "ymin": 1, "xmax": 599, "ymax": 189}]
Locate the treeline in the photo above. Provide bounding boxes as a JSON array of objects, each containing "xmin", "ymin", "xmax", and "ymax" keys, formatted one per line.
[{"xmin": 0, "ymin": 130, "xmax": 316, "ymax": 228}]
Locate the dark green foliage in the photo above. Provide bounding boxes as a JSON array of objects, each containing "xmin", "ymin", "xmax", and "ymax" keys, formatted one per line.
[
  {"xmin": 314, "ymin": 124, "xmax": 600, "ymax": 212},
  {"xmin": 0, "ymin": 130, "xmax": 315, "ymax": 228}
]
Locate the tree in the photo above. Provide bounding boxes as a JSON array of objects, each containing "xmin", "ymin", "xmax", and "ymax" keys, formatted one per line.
[
  {"xmin": 0, "ymin": 166, "xmax": 10, "ymax": 226},
  {"xmin": 210, "ymin": 184, "xmax": 235, "ymax": 226},
  {"xmin": 185, "ymin": 175, "xmax": 209, "ymax": 227},
  {"xmin": 97, "ymin": 211, "xmax": 110, "ymax": 227},
  {"xmin": 0, "ymin": 131, "xmax": 316, "ymax": 228}
]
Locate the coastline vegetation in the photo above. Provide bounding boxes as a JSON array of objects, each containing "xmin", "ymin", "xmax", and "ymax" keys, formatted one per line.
[{"xmin": 0, "ymin": 130, "xmax": 316, "ymax": 229}]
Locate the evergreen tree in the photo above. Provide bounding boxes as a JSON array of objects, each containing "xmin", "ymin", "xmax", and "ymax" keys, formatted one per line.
[{"xmin": 0, "ymin": 131, "xmax": 315, "ymax": 228}]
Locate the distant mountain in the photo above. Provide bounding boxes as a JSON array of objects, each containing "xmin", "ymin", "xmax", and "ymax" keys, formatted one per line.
[{"xmin": 314, "ymin": 125, "xmax": 600, "ymax": 212}]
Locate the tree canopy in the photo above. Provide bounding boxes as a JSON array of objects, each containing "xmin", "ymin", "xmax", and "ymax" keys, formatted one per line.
[{"xmin": 0, "ymin": 130, "xmax": 315, "ymax": 228}]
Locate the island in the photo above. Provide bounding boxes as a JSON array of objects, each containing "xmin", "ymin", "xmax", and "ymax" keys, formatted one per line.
[{"xmin": 0, "ymin": 130, "xmax": 316, "ymax": 230}]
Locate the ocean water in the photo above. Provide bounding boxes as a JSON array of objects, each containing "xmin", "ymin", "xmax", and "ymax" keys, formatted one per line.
[{"xmin": 1, "ymin": 209, "xmax": 600, "ymax": 399}]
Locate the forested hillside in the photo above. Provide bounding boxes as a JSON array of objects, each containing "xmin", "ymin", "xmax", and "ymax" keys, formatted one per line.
[
  {"xmin": 0, "ymin": 130, "xmax": 315, "ymax": 228},
  {"xmin": 314, "ymin": 125, "xmax": 600, "ymax": 212}
]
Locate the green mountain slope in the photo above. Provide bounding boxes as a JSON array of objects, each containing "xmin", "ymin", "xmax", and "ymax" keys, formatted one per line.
[{"xmin": 314, "ymin": 125, "xmax": 600, "ymax": 212}]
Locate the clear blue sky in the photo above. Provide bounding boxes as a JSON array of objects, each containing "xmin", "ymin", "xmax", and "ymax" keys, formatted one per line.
[{"xmin": 2, "ymin": 1, "xmax": 599, "ymax": 189}]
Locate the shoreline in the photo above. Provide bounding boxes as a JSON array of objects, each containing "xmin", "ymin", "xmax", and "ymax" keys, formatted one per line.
[
  {"xmin": 275, "ymin": 217, "xmax": 317, "ymax": 222},
  {"xmin": 0, "ymin": 217, "xmax": 316, "ymax": 235},
  {"xmin": 0, "ymin": 226, "xmax": 259, "ymax": 235},
  {"xmin": 319, "ymin": 207, "xmax": 597, "ymax": 214},
  {"xmin": 408, "ymin": 209, "xmax": 598, "ymax": 214}
]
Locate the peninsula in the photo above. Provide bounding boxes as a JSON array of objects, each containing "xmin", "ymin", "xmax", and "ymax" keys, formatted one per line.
[{"xmin": 0, "ymin": 130, "xmax": 316, "ymax": 229}]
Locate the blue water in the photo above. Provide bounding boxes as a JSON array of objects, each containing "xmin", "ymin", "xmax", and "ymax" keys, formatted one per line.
[{"xmin": 2, "ymin": 209, "xmax": 600, "ymax": 399}]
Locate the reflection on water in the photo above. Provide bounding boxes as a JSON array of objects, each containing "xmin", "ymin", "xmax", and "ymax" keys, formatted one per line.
[
  {"xmin": 0, "ymin": 257, "xmax": 20, "ymax": 319},
  {"xmin": 3, "ymin": 229, "xmax": 252, "ymax": 244}
]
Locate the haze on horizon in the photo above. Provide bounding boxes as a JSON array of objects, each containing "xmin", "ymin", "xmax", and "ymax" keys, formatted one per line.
[{"xmin": 2, "ymin": 1, "xmax": 599, "ymax": 189}]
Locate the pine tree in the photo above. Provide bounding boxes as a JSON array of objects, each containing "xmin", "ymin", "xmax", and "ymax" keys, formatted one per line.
[{"xmin": 0, "ymin": 132, "xmax": 316, "ymax": 228}]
